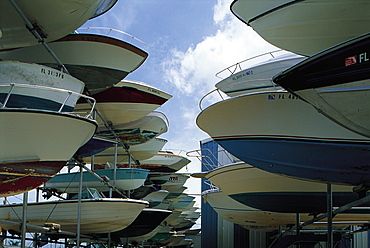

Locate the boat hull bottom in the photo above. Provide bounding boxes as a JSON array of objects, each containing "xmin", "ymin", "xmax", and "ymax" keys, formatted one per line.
[
  {"xmin": 43, "ymin": 63, "xmax": 129, "ymax": 94},
  {"xmin": 0, "ymin": 161, "xmax": 67, "ymax": 197},
  {"xmin": 216, "ymin": 138, "xmax": 370, "ymax": 185},
  {"xmin": 229, "ymin": 192, "xmax": 368, "ymax": 214},
  {"xmin": 298, "ymin": 85, "xmax": 370, "ymax": 138}
]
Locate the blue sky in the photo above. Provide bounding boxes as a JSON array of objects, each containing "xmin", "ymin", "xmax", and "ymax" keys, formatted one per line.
[
  {"xmin": 81, "ymin": 0, "xmax": 278, "ymax": 207},
  {"xmin": 83, "ymin": 0, "xmax": 276, "ymax": 152},
  {"xmin": 6, "ymin": 1, "xmax": 278, "ymax": 221}
]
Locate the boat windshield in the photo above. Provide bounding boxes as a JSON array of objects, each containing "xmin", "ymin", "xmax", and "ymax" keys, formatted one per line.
[
  {"xmin": 89, "ymin": 0, "xmax": 118, "ymax": 19},
  {"xmin": 71, "ymin": 188, "xmax": 103, "ymax": 199}
]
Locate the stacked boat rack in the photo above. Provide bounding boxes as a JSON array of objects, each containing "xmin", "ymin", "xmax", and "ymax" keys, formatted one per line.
[
  {"xmin": 0, "ymin": 1, "xmax": 197, "ymax": 248},
  {"xmin": 189, "ymin": 147, "xmax": 370, "ymax": 248}
]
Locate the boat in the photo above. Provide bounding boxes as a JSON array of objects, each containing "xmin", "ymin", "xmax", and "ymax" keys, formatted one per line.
[
  {"xmin": 273, "ymin": 32, "xmax": 370, "ymax": 138},
  {"xmin": 164, "ymin": 210, "xmax": 182, "ymax": 226},
  {"xmin": 0, "ymin": 29, "xmax": 148, "ymax": 94},
  {"xmin": 75, "ymin": 80, "xmax": 172, "ymax": 126},
  {"xmin": 164, "ymin": 235, "xmax": 188, "ymax": 247},
  {"xmin": 148, "ymin": 173, "xmax": 190, "ymax": 191},
  {"xmin": 89, "ymin": 0, "xmax": 117, "ymax": 19},
  {"xmin": 169, "ymin": 238, "xmax": 194, "ymax": 248},
  {"xmin": 164, "ymin": 186, "xmax": 187, "ymax": 201},
  {"xmin": 0, "ymin": 107, "xmax": 97, "ymax": 197},
  {"xmin": 142, "ymin": 190, "xmax": 170, "ymax": 208},
  {"xmin": 138, "ymin": 150, "xmax": 191, "ymax": 172},
  {"xmin": 166, "ymin": 193, "xmax": 188, "ymax": 205},
  {"xmin": 74, "ymin": 135, "xmax": 117, "ymax": 160},
  {"xmin": 129, "ymin": 185, "xmax": 157, "ymax": 200},
  {"xmin": 215, "ymin": 51, "xmax": 305, "ymax": 97},
  {"xmin": 169, "ymin": 196, "xmax": 196, "ymax": 211},
  {"xmin": 146, "ymin": 226, "xmax": 174, "ymax": 244},
  {"xmin": 203, "ymin": 189, "xmax": 288, "ymax": 231},
  {"xmin": 88, "ymin": 137, "xmax": 168, "ymax": 164},
  {"xmin": 185, "ymin": 211, "xmax": 200, "ymax": 222},
  {"xmin": 0, "ymin": 60, "xmax": 84, "ymax": 111},
  {"xmin": 151, "ymin": 199, "xmax": 172, "ymax": 210},
  {"xmin": 230, "ymin": 0, "xmax": 370, "ymax": 56},
  {"xmin": 195, "ymin": 162, "xmax": 370, "ymax": 214},
  {"xmin": 43, "ymin": 168, "xmax": 149, "ymax": 193},
  {"xmin": 196, "ymin": 90, "xmax": 370, "ymax": 185},
  {"xmin": 96, "ymin": 208, "xmax": 172, "ymax": 243},
  {"xmin": 95, "ymin": 111, "xmax": 169, "ymax": 146},
  {"xmin": 0, "ymin": 0, "xmax": 102, "ymax": 50},
  {"xmin": 126, "ymin": 225, "xmax": 172, "ymax": 245},
  {"xmin": 172, "ymin": 219, "xmax": 196, "ymax": 232},
  {"xmin": 202, "ymin": 189, "xmax": 370, "ymax": 231},
  {"xmin": 0, "ymin": 189, "xmax": 148, "ymax": 234}
]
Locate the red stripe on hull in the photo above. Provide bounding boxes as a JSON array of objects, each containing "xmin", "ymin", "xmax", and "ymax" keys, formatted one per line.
[
  {"xmin": 55, "ymin": 34, "xmax": 148, "ymax": 58},
  {"xmin": 0, "ymin": 161, "xmax": 67, "ymax": 197},
  {"xmin": 91, "ymin": 86, "xmax": 168, "ymax": 105}
]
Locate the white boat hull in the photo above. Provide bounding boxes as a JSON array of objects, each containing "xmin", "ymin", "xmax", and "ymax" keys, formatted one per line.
[
  {"xmin": 75, "ymin": 80, "xmax": 172, "ymax": 126},
  {"xmin": 139, "ymin": 151, "xmax": 191, "ymax": 172},
  {"xmin": 0, "ymin": 0, "xmax": 101, "ymax": 49},
  {"xmin": 231, "ymin": 0, "xmax": 370, "ymax": 56},
  {"xmin": 142, "ymin": 190, "xmax": 170, "ymax": 208},
  {"xmin": 148, "ymin": 173, "xmax": 190, "ymax": 191},
  {"xmin": 44, "ymin": 168, "xmax": 149, "ymax": 193},
  {"xmin": 0, "ymin": 109, "xmax": 96, "ymax": 163},
  {"xmin": 126, "ymin": 225, "xmax": 172, "ymax": 244},
  {"xmin": 88, "ymin": 138, "xmax": 168, "ymax": 164},
  {"xmin": 215, "ymin": 52, "xmax": 304, "ymax": 97},
  {"xmin": 0, "ymin": 198, "xmax": 148, "ymax": 234},
  {"xmin": 0, "ymin": 33, "xmax": 148, "ymax": 93},
  {"xmin": 77, "ymin": 102, "xmax": 159, "ymax": 126},
  {"xmin": 203, "ymin": 189, "xmax": 370, "ymax": 231},
  {"xmin": 0, "ymin": 109, "xmax": 97, "ymax": 196},
  {"xmin": 0, "ymin": 60, "xmax": 84, "ymax": 111},
  {"xmin": 273, "ymin": 33, "xmax": 370, "ymax": 138},
  {"xmin": 96, "ymin": 111, "xmax": 168, "ymax": 145},
  {"xmin": 204, "ymin": 162, "xmax": 370, "ymax": 214},
  {"xmin": 197, "ymin": 91, "xmax": 370, "ymax": 141},
  {"xmin": 196, "ymin": 91, "xmax": 370, "ymax": 185}
]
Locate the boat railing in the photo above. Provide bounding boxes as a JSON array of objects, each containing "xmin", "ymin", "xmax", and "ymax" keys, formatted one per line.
[
  {"xmin": 198, "ymin": 88, "xmax": 228, "ymax": 111},
  {"xmin": 151, "ymin": 110, "xmax": 170, "ymax": 128},
  {"xmin": 0, "ymin": 83, "xmax": 96, "ymax": 119},
  {"xmin": 160, "ymin": 148, "xmax": 187, "ymax": 157},
  {"xmin": 76, "ymin": 27, "xmax": 147, "ymax": 50},
  {"xmin": 199, "ymin": 79, "xmax": 284, "ymax": 110},
  {"xmin": 202, "ymin": 187, "xmax": 221, "ymax": 196},
  {"xmin": 216, "ymin": 77, "xmax": 281, "ymax": 92},
  {"xmin": 215, "ymin": 49, "xmax": 283, "ymax": 79},
  {"xmin": 187, "ymin": 148, "xmax": 236, "ymax": 172}
]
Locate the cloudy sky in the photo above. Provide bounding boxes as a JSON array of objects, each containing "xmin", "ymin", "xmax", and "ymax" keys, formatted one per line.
[
  {"xmin": 77, "ymin": 0, "xmax": 279, "ymax": 216},
  {"xmin": 7, "ymin": 0, "xmax": 278, "ymax": 221},
  {"xmin": 83, "ymin": 0, "xmax": 277, "ymax": 162}
]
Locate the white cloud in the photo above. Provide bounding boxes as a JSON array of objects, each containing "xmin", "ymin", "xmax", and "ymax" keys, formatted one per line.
[{"xmin": 162, "ymin": 0, "xmax": 278, "ymax": 96}]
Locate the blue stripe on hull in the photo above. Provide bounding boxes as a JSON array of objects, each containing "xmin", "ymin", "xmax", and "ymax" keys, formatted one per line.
[
  {"xmin": 0, "ymin": 93, "xmax": 74, "ymax": 112},
  {"xmin": 229, "ymin": 192, "xmax": 370, "ymax": 214},
  {"xmin": 216, "ymin": 138, "xmax": 370, "ymax": 185},
  {"xmin": 48, "ymin": 168, "xmax": 149, "ymax": 183},
  {"xmin": 75, "ymin": 138, "xmax": 114, "ymax": 158}
]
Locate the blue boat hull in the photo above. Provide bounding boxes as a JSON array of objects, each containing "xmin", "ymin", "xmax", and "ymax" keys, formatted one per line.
[
  {"xmin": 44, "ymin": 168, "xmax": 149, "ymax": 193},
  {"xmin": 230, "ymin": 191, "xmax": 370, "ymax": 214},
  {"xmin": 0, "ymin": 93, "xmax": 74, "ymax": 112},
  {"xmin": 75, "ymin": 136, "xmax": 116, "ymax": 159},
  {"xmin": 216, "ymin": 137, "xmax": 370, "ymax": 185}
]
